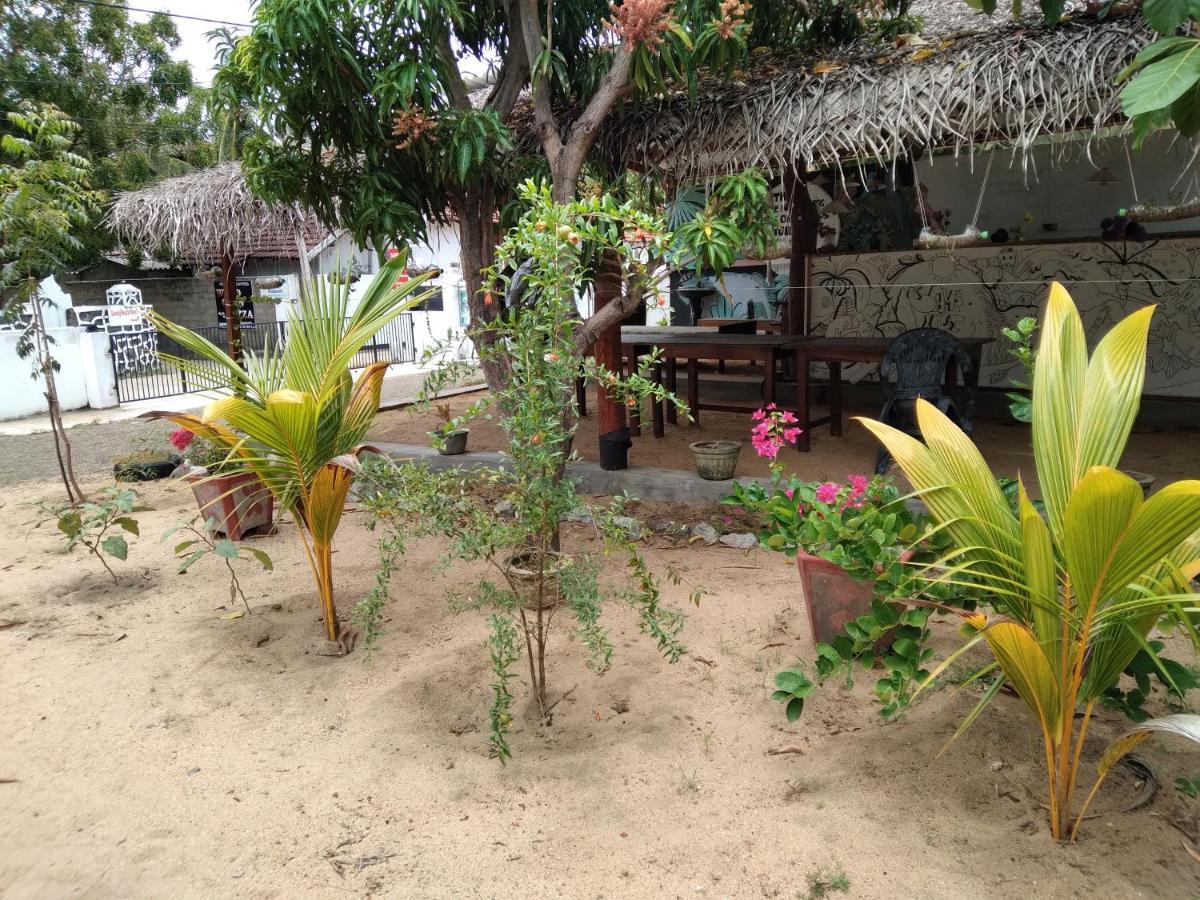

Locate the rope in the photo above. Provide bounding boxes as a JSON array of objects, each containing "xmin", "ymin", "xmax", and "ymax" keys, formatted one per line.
[
  {"xmin": 970, "ymin": 151, "xmax": 995, "ymax": 229},
  {"xmin": 1125, "ymin": 142, "xmax": 1140, "ymax": 206},
  {"xmin": 912, "ymin": 157, "xmax": 931, "ymax": 233}
]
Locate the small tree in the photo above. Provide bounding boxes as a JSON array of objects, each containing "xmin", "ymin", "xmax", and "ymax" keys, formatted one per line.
[
  {"xmin": 0, "ymin": 102, "xmax": 101, "ymax": 503},
  {"xmin": 358, "ymin": 185, "xmax": 696, "ymax": 760}
]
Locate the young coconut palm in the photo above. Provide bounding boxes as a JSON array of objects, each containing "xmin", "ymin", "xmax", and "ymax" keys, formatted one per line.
[
  {"xmin": 143, "ymin": 251, "xmax": 434, "ymax": 645},
  {"xmin": 858, "ymin": 282, "xmax": 1200, "ymax": 841}
]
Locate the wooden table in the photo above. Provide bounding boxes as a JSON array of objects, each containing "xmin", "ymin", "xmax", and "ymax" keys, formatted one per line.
[
  {"xmin": 620, "ymin": 331, "xmax": 799, "ymax": 437},
  {"xmin": 790, "ymin": 335, "xmax": 992, "ymax": 451}
]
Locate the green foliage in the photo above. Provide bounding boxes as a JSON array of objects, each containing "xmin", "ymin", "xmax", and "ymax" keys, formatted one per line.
[
  {"xmin": 357, "ymin": 186, "xmax": 693, "ymax": 759},
  {"xmin": 162, "ymin": 517, "xmax": 273, "ymax": 616},
  {"xmin": 1176, "ymin": 775, "xmax": 1200, "ymax": 798},
  {"xmin": 1001, "ymin": 315, "xmax": 1038, "ymax": 423},
  {"xmin": 227, "ymin": 0, "xmax": 915, "ymax": 255},
  {"xmin": 48, "ymin": 487, "xmax": 139, "ymax": 583},
  {"xmin": 1, "ymin": 103, "xmax": 102, "ymax": 339},
  {"xmin": 804, "ymin": 865, "xmax": 851, "ymax": 900},
  {"xmin": 672, "ymin": 169, "xmax": 777, "ymax": 272},
  {"xmin": 1101, "ymin": 643, "xmax": 1198, "ymax": 721},
  {"xmin": 1, "ymin": 1, "xmax": 211, "ymax": 259}
]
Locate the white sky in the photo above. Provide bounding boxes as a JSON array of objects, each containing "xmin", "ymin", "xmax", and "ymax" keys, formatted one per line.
[{"xmin": 142, "ymin": 1, "xmax": 256, "ymax": 84}]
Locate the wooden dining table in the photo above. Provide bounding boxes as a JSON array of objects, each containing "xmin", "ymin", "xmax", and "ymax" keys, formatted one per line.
[
  {"xmin": 620, "ymin": 329, "xmax": 800, "ymax": 437},
  {"xmin": 790, "ymin": 335, "xmax": 992, "ymax": 451}
]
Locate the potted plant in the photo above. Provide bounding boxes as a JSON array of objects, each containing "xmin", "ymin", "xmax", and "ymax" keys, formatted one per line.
[
  {"xmin": 170, "ymin": 428, "xmax": 274, "ymax": 541},
  {"xmin": 113, "ymin": 446, "xmax": 180, "ymax": 482},
  {"xmin": 430, "ymin": 402, "xmax": 469, "ymax": 455},
  {"xmin": 688, "ymin": 440, "xmax": 742, "ymax": 480}
]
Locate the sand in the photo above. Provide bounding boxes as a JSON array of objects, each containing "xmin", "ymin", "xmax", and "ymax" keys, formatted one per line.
[{"xmin": 3, "ymin": 412, "xmax": 1200, "ymax": 897}]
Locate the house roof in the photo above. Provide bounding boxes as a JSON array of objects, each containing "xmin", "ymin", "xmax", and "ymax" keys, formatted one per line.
[
  {"xmin": 106, "ymin": 163, "xmax": 331, "ymax": 266},
  {"xmin": 526, "ymin": 0, "xmax": 1156, "ymax": 179}
]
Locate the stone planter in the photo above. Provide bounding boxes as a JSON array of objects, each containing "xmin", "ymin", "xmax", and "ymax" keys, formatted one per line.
[
  {"xmin": 187, "ymin": 471, "xmax": 274, "ymax": 540},
  {"xmin": 689, "ymin": 440, "xmax": 742, "ymax": 481},
  {"xmin": 505, "ymin": 550, "xmax": 566, "ymax": 611},
  {"xmin": 437, "ymin": 428, "xmax": 470, "ymax": 456},
  {"xmin": 795, "ymin": 549, "xmax": 877, "ymax": 648}
]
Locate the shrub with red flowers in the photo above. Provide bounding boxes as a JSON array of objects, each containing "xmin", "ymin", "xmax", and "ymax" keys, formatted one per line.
[
  {"xmin": 170, "ymin": 427, "xmax": 232, "ymax": 473},
  {"xmin": 750, "ymin": 403, "xmax": 802, "ymax": 463}
]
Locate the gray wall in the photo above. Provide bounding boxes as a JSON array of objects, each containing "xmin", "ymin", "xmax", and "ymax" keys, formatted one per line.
[{"xmin": 61, "ymin": 259, "xmax": 302, "ymax": 332}]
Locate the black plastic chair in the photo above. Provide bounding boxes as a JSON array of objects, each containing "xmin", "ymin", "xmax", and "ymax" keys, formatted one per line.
[{"xmin": 874, "ymin": 328, "xmax": 976, "ymax": 474}]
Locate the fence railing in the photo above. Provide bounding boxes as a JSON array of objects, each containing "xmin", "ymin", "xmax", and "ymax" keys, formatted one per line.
[{"xmin": 110, "ymin": 313, "xmax": 417, "ymax": 403}]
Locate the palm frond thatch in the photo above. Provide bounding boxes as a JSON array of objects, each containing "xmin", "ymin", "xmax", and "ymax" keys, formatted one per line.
[
  {"xmin": 544, "ymin": 3, "xmax": 1155, "ymax": 180},
  {"xmin": 106, "ymin": 162, "xmax": 326, "ymax": 266}
]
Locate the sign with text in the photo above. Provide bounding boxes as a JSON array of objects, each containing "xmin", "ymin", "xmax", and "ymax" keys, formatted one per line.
[{"xmin": 214, "ymin": 279, "xmax": 256, "ymax": 327}]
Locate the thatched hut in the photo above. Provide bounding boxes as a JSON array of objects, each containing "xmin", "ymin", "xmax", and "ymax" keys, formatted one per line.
[
  {"xmin": 107, "ymin": 163, "xmax": 326, "ymax": 358},
  {"xmin": 538, "ymin": 0, "xmax": 1200, "ymax": 404}
]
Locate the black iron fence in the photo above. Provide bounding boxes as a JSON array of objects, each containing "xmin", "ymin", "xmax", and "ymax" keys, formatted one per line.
[{"xmin": 109, "ymin": 314, "xmax": 417, "ymax": 403}]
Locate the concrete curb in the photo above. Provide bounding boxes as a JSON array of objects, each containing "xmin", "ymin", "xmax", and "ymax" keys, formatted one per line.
[{"xmin": 371, "ymin": 442, "xmax": 774, "ymax": 504}]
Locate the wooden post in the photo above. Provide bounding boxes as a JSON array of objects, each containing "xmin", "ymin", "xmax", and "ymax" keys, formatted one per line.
[
  {"xmin": 593, "ymin": 251, "xmax": 630, "ymax": 469},
  {"xmin": 221, "ymin": 251, "xmax": 243, "ymax": 363},
  {"xmin": 785, "ymin": 162, "xmax": 820, "ymax": 336}
]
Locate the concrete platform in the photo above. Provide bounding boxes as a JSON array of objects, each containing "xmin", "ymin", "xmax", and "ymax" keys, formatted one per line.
[{"xmin": 371, "ymin": 442, "xmax": 772, "ymax": 504}]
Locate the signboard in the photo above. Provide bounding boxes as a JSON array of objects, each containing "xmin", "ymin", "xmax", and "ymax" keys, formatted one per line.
[
  {"xmin": 107, "ymin": 305, "xmax": 145, "ymax": 328},
  {"xmin": 214, "ymin": 279, "xmax": 255, "ymax": 327}
]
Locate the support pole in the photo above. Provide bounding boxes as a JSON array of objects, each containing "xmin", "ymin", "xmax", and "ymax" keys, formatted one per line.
[
  {"xmin": 593, "ymin": 251, "xmax": 631, "ymax": 470},
  {"xmin": 784, "ymin": 162, "xmax": 820, "ymax": 337},
  {"xmin": 221, "ymin": 251, "xmax": 243, "ymax": 363}
]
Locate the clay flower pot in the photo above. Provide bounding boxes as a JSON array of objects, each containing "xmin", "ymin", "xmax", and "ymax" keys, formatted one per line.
[
  {"xmin": 795, "ymin": 549, "xmax": 877, "ymax": 648},
  {"xmin": 689, "ymin": 440, "xmax": 742, "ymax": 481},
  {"xmin": 187, "ymin": 471, "xmax": 274, "ymax": 540}
]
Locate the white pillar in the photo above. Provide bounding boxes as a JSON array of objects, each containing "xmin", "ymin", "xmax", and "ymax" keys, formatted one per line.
[{"xmin": 79, "ymin": 330, "xmax": 119, "ymax": 409}]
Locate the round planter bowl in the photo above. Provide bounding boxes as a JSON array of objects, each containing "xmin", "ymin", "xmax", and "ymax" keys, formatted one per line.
[
  {"xmin": 505, "ymin": 550, "xmax": 567, "ymax": 611},
  {"xmin": 689, "ymin": 440, "xmax": 742, "ymax": 481},
  {"xmin": 114, "ymin": 454, "xmax": 181, "ymax": 482},
  {"xmin": 437, "ymin": 429, "xmax": 470, "ymax": 456}
]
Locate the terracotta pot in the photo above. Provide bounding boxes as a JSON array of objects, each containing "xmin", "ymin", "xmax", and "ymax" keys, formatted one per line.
[
  {"xmin": 187, "ymin": 471, "xmax": 274, "ymax": 540},
  {"xmin": 795, "ymin": 549, "xmax": 877, "ymax": 648},
  {"xmin": 689, "ymin": 440, "xmax": 742, "ymax": 481}
]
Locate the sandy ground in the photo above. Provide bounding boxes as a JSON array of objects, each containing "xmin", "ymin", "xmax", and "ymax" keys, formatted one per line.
[{"xmin": 4, "ymin": 451, "xmax": 1200, "ymax": 897}]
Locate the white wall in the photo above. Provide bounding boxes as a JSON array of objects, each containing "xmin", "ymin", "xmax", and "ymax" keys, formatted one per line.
[
  {"xmin": 406, "ymin": 222, "xmax": 473, "ymax": 359},
  {"xmin": 0, "ymin": 327, "xmax": 90, "ymax": 420}
]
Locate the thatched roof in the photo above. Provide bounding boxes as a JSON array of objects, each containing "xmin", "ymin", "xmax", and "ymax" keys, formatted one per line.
[
  {"xmin": 107, "ymin": 163, "xmax": 329, "ymax": 266},
  {"xmin": 556, "ymin": 0, "xmax": 1154, "ymax": 179}
]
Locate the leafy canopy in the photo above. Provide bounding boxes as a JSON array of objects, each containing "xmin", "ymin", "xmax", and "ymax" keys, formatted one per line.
[
  {"xmin": 1, "ymin": 0, "xmax": 213, "ymax": 261},
  {"xmin": 222, "ymin": 0, "xmax": 913, "ymax": 253}
]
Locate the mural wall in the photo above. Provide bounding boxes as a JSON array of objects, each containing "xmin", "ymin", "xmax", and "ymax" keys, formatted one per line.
[{"xmin": 809, "ymin": 237, "xmax": 1200, "ymax": 398}]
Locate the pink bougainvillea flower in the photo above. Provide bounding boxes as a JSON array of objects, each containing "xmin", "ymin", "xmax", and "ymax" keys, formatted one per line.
[
  {"xmin": 779, "ymin": 410, "xmax": 798, "ymax": 424},
  {"xmin": 169, "ymin": 428, "xmax": 195, "ymax": 451},
  {"xmin": 784, "ymin": 488, "xmax": 794, "ymax": 499},
  {"xmin": 782, "ymin": 427, "xmax": 802, "ymax": 444},
  {"xmin": 751, "ymin": 408, "xmax": 767, "ymax": 421},
  {"xmin": 765, "ymin": 402, "xmax": 778, "ymax": 410},
  {"xmin": 815, "ymin": 482, "xmax": 840, "ymax": 504},
  {"xmin": 848, "ymin": 474, "xmax": 868, "ymax": 495}
]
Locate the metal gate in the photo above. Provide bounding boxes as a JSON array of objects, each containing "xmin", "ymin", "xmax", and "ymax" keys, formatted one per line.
[{"xmin": 110, "ymin": 314, "xmax": 417, "ymax": 404}]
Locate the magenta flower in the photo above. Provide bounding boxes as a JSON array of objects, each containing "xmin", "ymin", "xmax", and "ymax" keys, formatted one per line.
[
  {"xmin": 783, "ymin": 427, "xmax": 802, "ymax": 444},
  {"xmin": 815, "ymin": 482, "xmax": 840, "ymax": 504},
  {"xmin": 169, "ymin": 428, "xmax": 195, "ymax": 452},
  {"xmin": 848, "ymin": 474, "xmax": 868, "ymax": 496}
]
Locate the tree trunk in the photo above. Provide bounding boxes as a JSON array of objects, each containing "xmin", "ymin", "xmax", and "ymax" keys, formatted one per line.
[
  {"xmin": 221, "ymin": 253, "xmax": 243, "ymax": 363},
  {"xmin": 785, "ymin": 164, "xmax": 820, "ymax": 336},
  {"xmin": 30, "ymin": 288, "xmax": 83, "ymax": 503},
  {"xmin": 592, "ymin": 251, "xmax": 628, "ymax": 467},
  {"xmin": 457, "ymin": 179, "xmax": 511, "ymax": 393}
]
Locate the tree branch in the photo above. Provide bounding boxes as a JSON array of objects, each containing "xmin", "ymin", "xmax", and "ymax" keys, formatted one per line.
[
  {"xmin": 489, "ymin": 2, "xmax": 531, "ymax": 121},
  {"xmin": 514, "ymin": 0, "xmax": 562, "ymax": 162},
  {"xmin": 574, "ymin": 273, "xmax": 645, "ymax": 355},
  {"xmin": 437, "ymin": 28, "xmax": 471, "ymax": 111}
]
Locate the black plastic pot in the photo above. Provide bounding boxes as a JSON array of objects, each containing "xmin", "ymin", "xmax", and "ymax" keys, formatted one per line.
[
  {"xmin": 114, "ymin": 454, "xmax": 181, "ymax": 482},
  {"xmin": 437, "ymin": 429, "xmax": 470, "ymax": 456},
  {"xmin": 599, "ymin": 427, "xmax": 633, "ymax": 471}
]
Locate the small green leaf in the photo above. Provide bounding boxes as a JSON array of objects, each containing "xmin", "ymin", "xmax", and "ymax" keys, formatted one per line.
[
  {"xmin": 243, "ymin": 547, "xmax": 273, "ymax": 571},
  {"xmin": 177, "ymin": 548, "xmax": 207, "ymax": 573},
  {"xmin": 101, "ymin": 535, "xmax": 128, "ymax": 561},
  {"xmin": 115, "ymin": 517, "xmax": 139, "ymax": 536},
  {"xmin": 174, "ymin": 539, "xmax": 199, "ymax": 555},
  {"xmin": 785, "ymin": 697, "xmax": 804, "ymax": 722}
]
